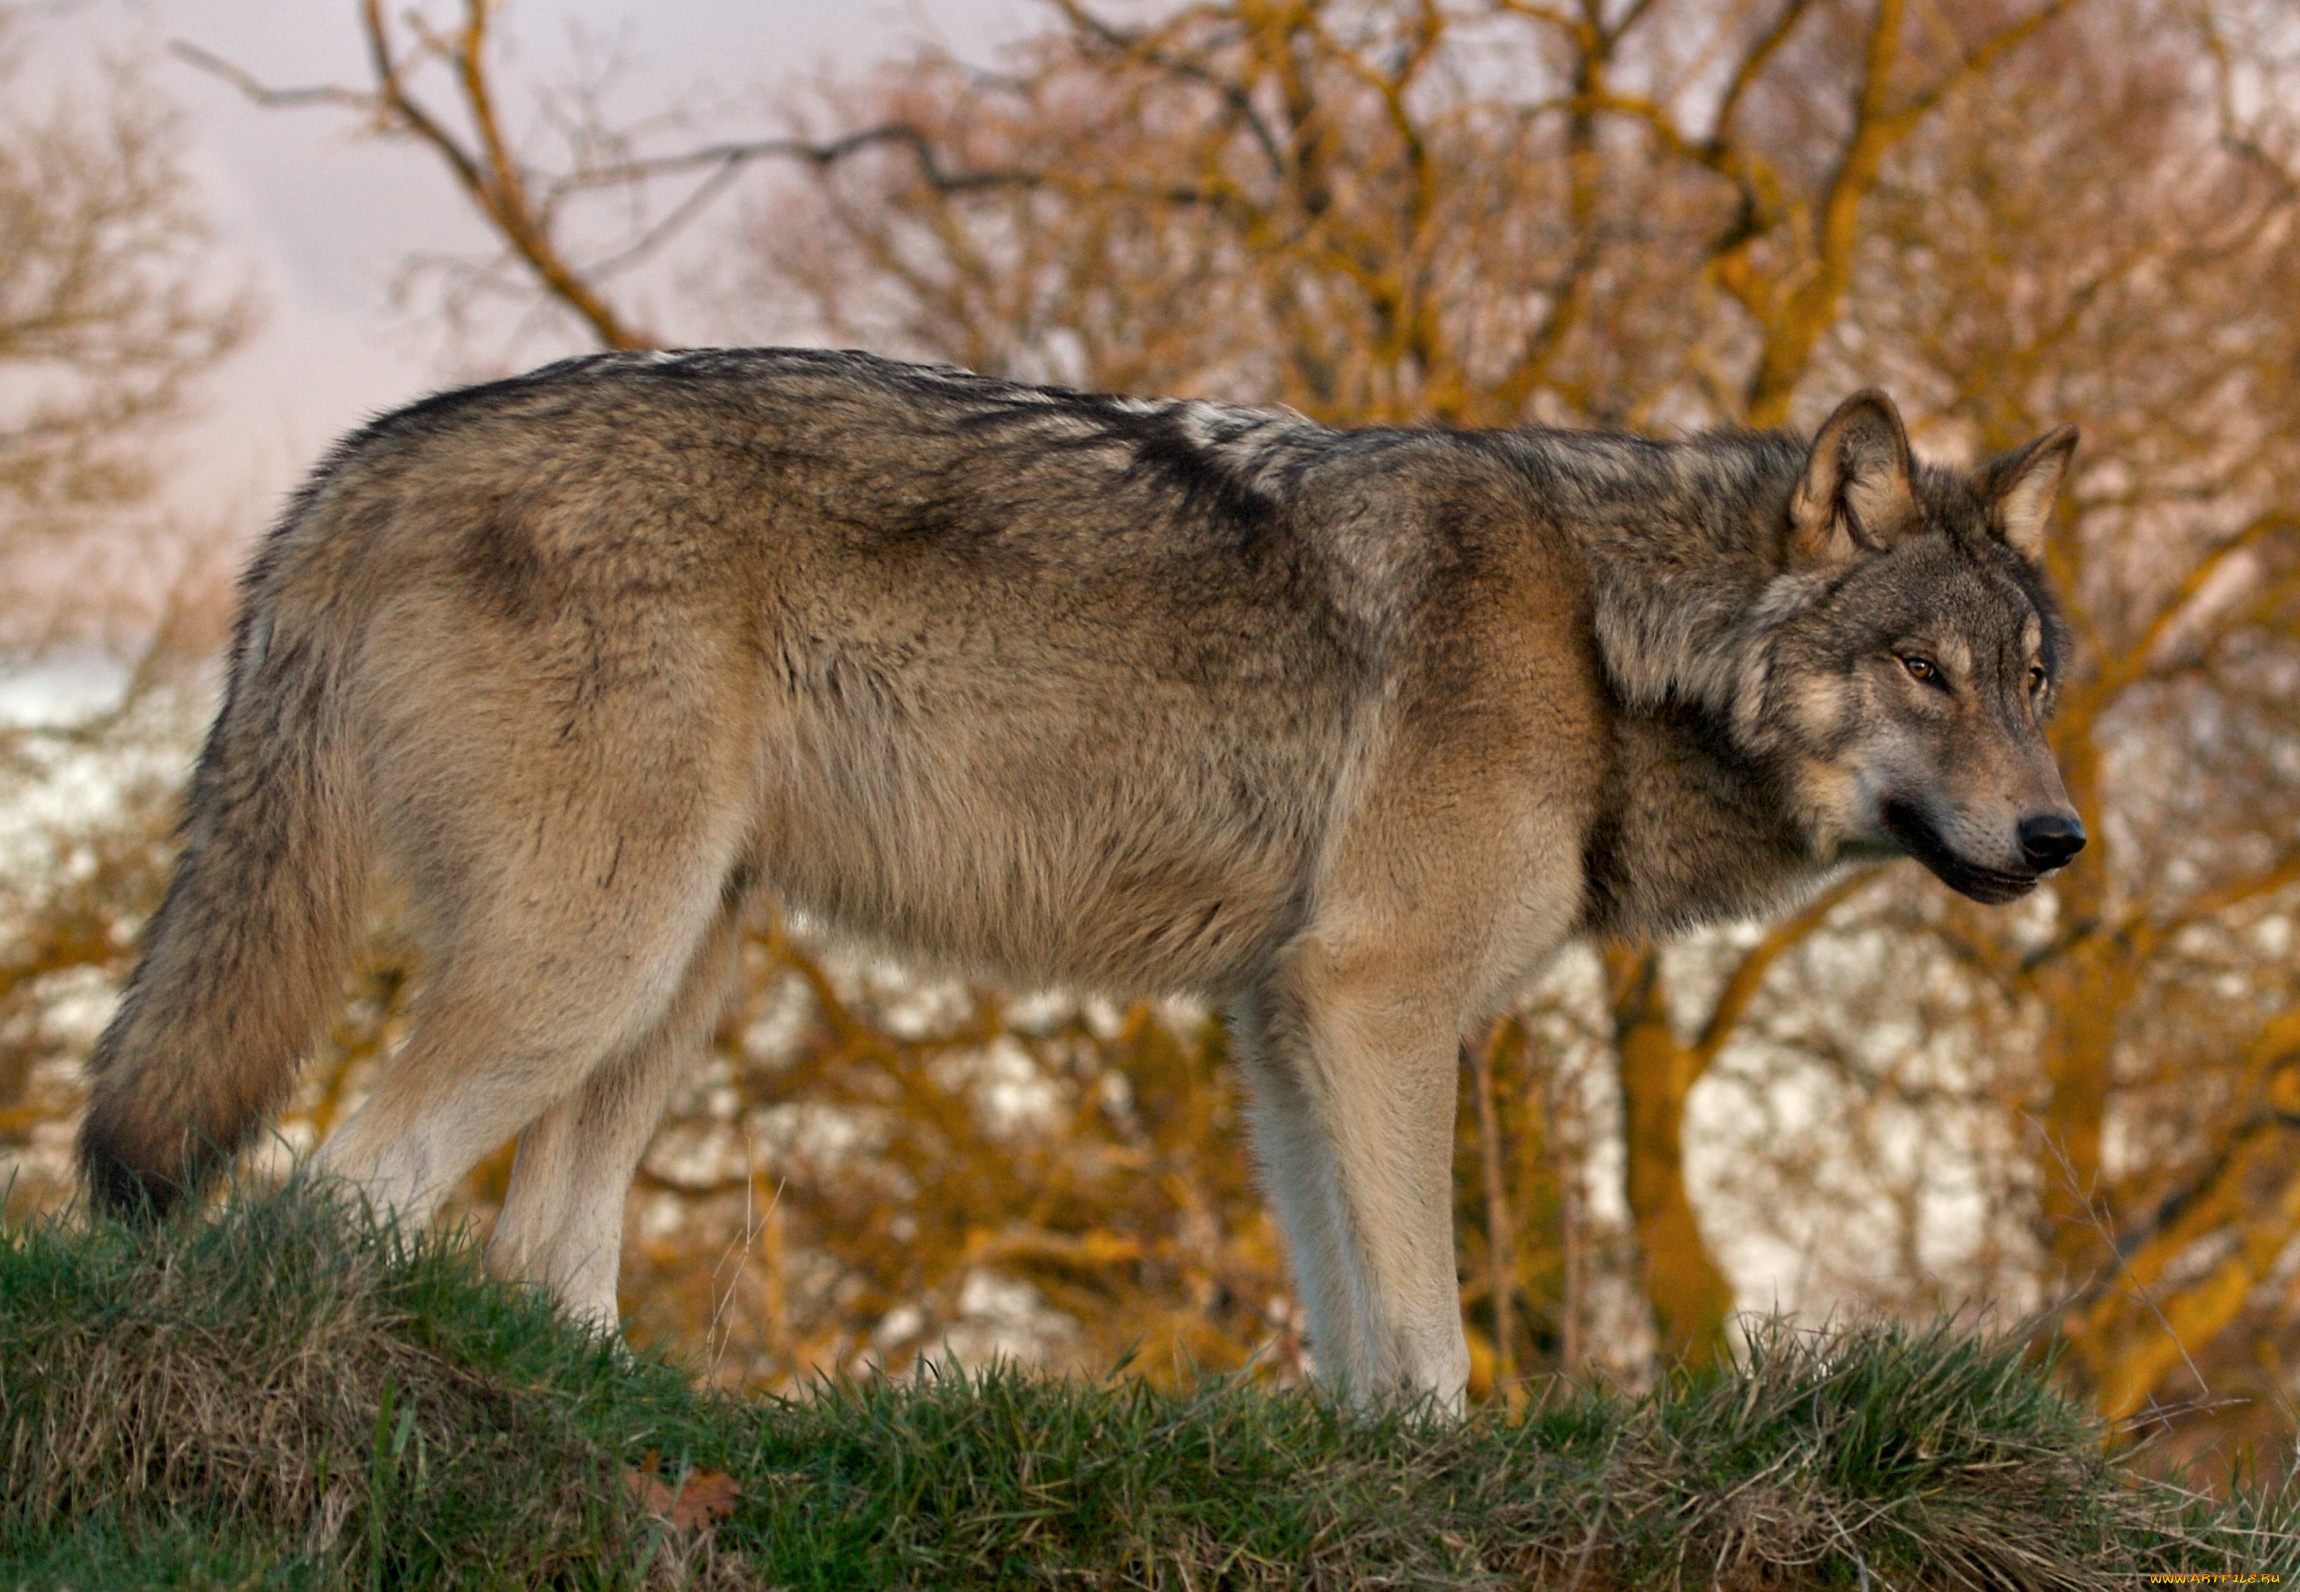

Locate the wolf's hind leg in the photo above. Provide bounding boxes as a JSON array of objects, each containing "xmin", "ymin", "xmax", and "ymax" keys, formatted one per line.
[
  {"xmin": 310, "ymin": 836, "xmax": 739, "ymax": 1240},
  {"xmin": 484, "ymin": 899, "xmax": 749, "ymax": 1329}
]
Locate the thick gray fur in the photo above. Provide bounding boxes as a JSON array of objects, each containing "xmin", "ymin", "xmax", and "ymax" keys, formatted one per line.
[{"xmin": 79, "ymin": 348, "xmax": 2083, "ymax": 1407}]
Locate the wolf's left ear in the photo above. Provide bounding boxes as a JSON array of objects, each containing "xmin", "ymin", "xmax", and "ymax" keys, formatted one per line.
[
  {"xmin": 1983, "ymin": 425, "xmax": 2078, "ymax": 563},
  {"xmin": 1788, "ymin": 390, "xmax": 1915, "ymax": 570}
]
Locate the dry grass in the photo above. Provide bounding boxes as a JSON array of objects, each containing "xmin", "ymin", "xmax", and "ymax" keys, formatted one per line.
[
  {"xmin": 1, "ymin": 1182, "xmax": 2289, "ymax": 1588},
  {"xmin": 0, "ymin": 1180, "xmax": 760, "ymax": 1588}
]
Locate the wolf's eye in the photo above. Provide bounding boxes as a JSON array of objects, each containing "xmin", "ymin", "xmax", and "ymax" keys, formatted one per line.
[
  {"xmin": 2028, "ymin": 664, "xmax": 2048, "ymax": 692},
  {"xmin": 1900, "ymin": 655, "xmax": 1939, "ymax": 683}
]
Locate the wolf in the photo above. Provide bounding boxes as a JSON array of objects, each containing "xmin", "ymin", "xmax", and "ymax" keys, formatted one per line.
[{"xmin": 78, "ymin": 348, "xmax": 2084, "ymax": 1407}]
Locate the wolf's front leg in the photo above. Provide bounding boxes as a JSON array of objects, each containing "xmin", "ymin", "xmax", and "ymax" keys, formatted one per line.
[{"xmin": 1237, "ymin": 937, "xmax": 1471, "ymax": 1411}]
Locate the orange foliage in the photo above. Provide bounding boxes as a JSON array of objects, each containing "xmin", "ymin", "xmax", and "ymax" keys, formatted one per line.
[{"xmin": 3, "ymin": 0, "xmax": 2296, "ymax": 1487}]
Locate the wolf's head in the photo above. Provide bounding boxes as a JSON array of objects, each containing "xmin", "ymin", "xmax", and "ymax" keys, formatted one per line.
[{"xmin": 1752, "ymin": 391, "xmax": 2085, "ymax": 904}]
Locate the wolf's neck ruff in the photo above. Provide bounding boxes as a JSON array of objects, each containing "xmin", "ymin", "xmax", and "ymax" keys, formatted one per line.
[{"xmin": 77, "ymin": 349, "xmax": 2083, "ymax": 1412}]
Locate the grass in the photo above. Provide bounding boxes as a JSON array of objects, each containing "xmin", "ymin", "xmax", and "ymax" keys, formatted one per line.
[{"xmin": 1, "ymin": 1184, "xmax": 2291, "ymax": 1589}]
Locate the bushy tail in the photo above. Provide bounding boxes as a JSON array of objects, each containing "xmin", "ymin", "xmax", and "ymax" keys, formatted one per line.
[{"xmin": 79, "ymin": 590, "xmax": 371, "ymax": 1219}]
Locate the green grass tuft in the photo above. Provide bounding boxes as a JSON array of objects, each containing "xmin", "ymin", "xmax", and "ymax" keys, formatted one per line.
[{"xmin": 2, "ymin": 1183, "xmax": 2290, "ymax": 1588}]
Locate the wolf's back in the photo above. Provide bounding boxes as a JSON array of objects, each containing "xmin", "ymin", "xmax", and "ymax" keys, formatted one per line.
[{"xmin": 78, "ymin": 490, "xmax": 373, "ymax": 1218}]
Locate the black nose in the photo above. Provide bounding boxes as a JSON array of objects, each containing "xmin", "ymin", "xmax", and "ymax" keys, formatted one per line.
[{"xmin": 2018, "ymin": 813, "xmax": 2086, "ymax": 871}]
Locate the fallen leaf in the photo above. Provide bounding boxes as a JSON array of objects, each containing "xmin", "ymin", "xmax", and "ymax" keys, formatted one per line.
[
  {"xmin": 667, "ymin": 1468, "xmax": 741, "ymax": 1528},
  {"xmin": 624, "ymin": 1452, "xmax": 742, "ymax": 1529}
]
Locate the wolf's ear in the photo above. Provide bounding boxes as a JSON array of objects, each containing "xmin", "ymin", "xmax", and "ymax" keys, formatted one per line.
[
  {"xmin": 1787, "ymin": 390, "xmax": 1915, "ymax": 570},
  {"xmin": 1983, "ymin": 425, "xmax": 2078, "ymax": 563}
]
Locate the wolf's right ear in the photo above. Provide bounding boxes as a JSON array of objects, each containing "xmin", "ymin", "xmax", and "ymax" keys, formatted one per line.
[
  {"xmin": 1983, "ymin": 424, "xmax": 2078, "ymax": 564},
  {"xmin": 1787, "ymin": 390, "xmax": 1915, "ymax": 571}
]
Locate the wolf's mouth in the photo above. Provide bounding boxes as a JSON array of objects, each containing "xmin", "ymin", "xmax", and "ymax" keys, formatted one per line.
[{"xmin": 1880, "ymin": 800, "xmax": 2040, "ymax": 905}]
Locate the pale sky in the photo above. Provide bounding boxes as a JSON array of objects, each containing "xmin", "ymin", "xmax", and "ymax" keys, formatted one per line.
[{"xmin": 30, "ymin": 0, "xmax": 1033, "ymax": 535}]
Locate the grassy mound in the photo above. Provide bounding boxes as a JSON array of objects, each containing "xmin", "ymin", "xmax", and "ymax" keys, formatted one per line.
[{"xmin": 2, "ymin": 1186, "xmax": 2290, "ymax": 1589}]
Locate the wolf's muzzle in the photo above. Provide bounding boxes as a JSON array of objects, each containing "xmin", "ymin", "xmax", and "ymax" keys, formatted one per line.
[{"xmin": 1881, "ymin": 799, "xmax": 2043, "ymax": 904}]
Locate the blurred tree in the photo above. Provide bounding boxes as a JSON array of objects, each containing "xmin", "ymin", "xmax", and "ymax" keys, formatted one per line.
[
  {"xmin": 619, "ymin": 924, "xmax": 1297, "ymax": 1389},
  {"xmin": 1897, "ymin": 15, "xmax": 2300, "ymax": 1442},
  {"xmin": 738, "ymin": 0, "xmax": 2092, "ymax": 1373},
  {"xmin": 0, "ymin": 19, "xmax": 249, "ymax": 635},
  {"xmin": 159, "ymin": 0, "xmax": 2300, "ymax": 1474},
  {"xmin": 0, "ymin": 12, "xmax": 249, "ymax": 1210},
  {"xmin": 1692, "ymin": 0, "xmax": 2300, "ymax": 1460}
]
